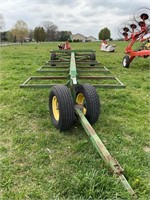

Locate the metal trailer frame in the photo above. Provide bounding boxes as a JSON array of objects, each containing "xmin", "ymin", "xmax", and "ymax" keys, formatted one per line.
[
  {"xmin": 20, "ymin": 49, "xmax": 137, "ymax": 198},
  {"xmin": 21, "ymin": 50, "xmax": 125, "ymax": 90}
]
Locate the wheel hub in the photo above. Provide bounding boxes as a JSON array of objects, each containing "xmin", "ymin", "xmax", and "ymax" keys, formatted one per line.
[
  {"xmin": 76, "ymin": 93, "xmax": 87, "ymax": 115},
  {"xmin": 52, "ymin": 96, "xmax": 59, "ymax": 121}
]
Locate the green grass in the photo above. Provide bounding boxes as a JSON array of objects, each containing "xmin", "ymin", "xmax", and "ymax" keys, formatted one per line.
[{"xmin": 0, "ymin": 41, "xmax": 150, "ymax": 200}]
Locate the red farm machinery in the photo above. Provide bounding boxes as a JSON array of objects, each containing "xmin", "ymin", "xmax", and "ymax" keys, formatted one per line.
[{"xmin": 119, "ymin": 6, "xmax": 150, "ymax": 68}]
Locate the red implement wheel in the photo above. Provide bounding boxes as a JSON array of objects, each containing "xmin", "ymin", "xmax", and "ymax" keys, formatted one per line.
[{"xmin": 122, "ymin": 55, "xmax": 130, "ymax": 68}]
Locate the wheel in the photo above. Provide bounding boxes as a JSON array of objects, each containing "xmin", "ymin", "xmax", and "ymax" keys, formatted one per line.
[
  {"xmin": 51, "ymin": 53, "xmax": 56, "ymax": 66},
  {"xmin": 49, "ymin": 85, "xmax": 75, "ymax": 131},
  {"xmin": 122, "ymin": 55, "xmax": 130, "ymax": 68},
  {"xmin": 75, "ymin": 83, "xmax": 100, "ymax": 124},
  {"xmin": 90, "ymin": 53, "xmax": 96, "ymax": 61},
  {"xmin": 90, "ymin": 53, "xmax": 96, "ymax": 66}
]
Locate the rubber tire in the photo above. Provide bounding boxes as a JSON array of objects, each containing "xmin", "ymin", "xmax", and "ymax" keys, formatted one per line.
[
  {"xmin": 90, "ymin": 53, "xmax": 96, "ymax": 66},
  {"xmin": 122, "ymin": 55, "xmax": 130, "ymax": 68},
  {"xmin": 51, "ymin": 53, "xmax": 56, "ymax": 66},
  {"xmin": 49, "ymin": 85, "xmax": 75, "ymax": 131},
  {"xmin": 75, "ymin": 83, "xmax": 100, "ymax": 124}
]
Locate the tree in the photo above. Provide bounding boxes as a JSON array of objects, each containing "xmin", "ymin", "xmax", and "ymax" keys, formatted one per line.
[
  {"xmin": 34, "ymin": 27, "xmax": 46, "ymax": 42},
  {"xmin": 0, "ymin": 14, "xmax": 5, "ymax": 31},
  {"xmin": 28, "ymin": 29, "xmax": 34, "ymax": 41},
  {"xmin": 57, "ymin": 31, "xmax": 72, "ymax": 41},
  {"xmin": 41, "ymin": 21, "xmax": 58, "ymax": 41},
  {"xmin": 0, "ymin": 14, "xmax": 5, "ymax": 41},
  {"xmin": 0, "ymin": 31, "xmax": 8, "ymax": 42},
  {"xmin": 7, "ymin": 31, "xmax": 14, "ymax": 42},
  {"xmin": 0, "ymin": 31, "xmax": 14, "ymax": 42},
  {"xmin": 11, "ymin": 20, "xmax": 28, "ymax": 43},
  {"xmin": 98, "ymin": 27, "xmax": 111, "ymax": 40}
]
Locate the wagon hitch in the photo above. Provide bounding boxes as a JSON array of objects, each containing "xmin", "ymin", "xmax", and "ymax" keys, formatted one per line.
[{"xmin": 75, "ymin": 105, "xmax": 137, "ymax": 198}]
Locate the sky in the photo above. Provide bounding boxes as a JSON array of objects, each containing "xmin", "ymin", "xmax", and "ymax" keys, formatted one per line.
[{"xmin": 1, "ymin": 0, "xmax": 150, "ymax": 39}]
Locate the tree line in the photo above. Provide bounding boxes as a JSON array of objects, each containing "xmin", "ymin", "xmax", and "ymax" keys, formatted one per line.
[
  {"xmin": 0, "ymin": 18, "xmax": 112, "ymax": 43},
  {"xmin": 0, "ymin": 20, "xmax": 72, "ymax": 43}
]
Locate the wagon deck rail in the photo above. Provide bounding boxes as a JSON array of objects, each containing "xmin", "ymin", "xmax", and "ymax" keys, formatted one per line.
[{"xmin": 20, "ymin": 50, "xmax": 125, "ymax": 89}]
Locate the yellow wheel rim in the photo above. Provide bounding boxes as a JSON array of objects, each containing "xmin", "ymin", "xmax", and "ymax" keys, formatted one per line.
[
  {"xmin": 76, "ymin": 93, "xmax": 86, "ymax": 115},
  {"xmin": 52, "ymin": 96, "xmax": 59, "ymax": 121}
]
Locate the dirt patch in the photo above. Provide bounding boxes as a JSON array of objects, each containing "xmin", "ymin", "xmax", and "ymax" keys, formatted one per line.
[{"xmin": 143, "ymin": 146, "xmax": 150, "ymax": 152}]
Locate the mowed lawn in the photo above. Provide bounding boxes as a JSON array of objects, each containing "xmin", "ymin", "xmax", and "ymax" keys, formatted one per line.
[{"xmin": 0, "ymin": 41, "xmax": 149, "ymax": 200}]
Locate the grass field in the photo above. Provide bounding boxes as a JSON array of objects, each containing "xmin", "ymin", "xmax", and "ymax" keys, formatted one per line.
[{"xmin": 0, "ymin": 41, "xmax": 150, "ymax": 200}]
